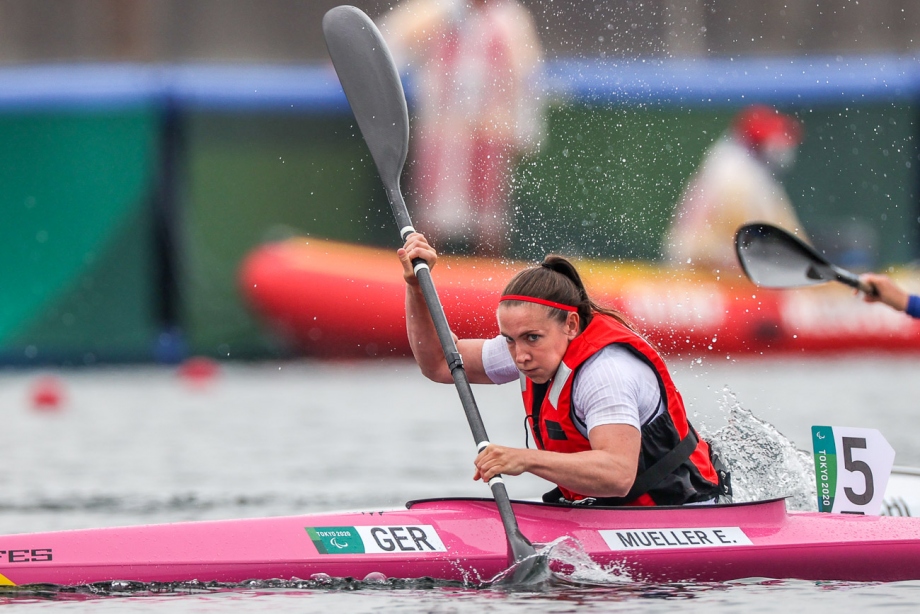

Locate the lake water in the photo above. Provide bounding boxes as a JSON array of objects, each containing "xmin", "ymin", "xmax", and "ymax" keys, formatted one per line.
[{"xmin": 0, "ymin": 354, "xmax": 919, "ymax": 611}]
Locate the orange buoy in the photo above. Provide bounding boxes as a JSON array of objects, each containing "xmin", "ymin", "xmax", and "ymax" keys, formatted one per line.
[
  {"xmin": 177, "ymin": 356, "xmax": 220, "ymax": 386},
  {"xmin": 30, "ymin": 376, "xmax": 65, "ymax": 411}
]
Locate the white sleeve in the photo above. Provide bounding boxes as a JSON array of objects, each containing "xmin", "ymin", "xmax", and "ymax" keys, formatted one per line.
[
  {"xmin": 571, "ymin": 345, "xmax": 662, "ymax": 436},
  {"xmin": 481, "ymin": 335, "xmax": 520, "ymax": 384}
]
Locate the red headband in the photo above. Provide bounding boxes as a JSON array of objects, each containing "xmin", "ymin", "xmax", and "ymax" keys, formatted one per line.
[{"xmin": 499, "ymin": 295, "xmax": 578, "ymax": 312}]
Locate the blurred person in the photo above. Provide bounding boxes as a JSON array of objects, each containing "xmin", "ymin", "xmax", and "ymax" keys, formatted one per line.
[
  {"xmin": 665, "ymin": 104, "xmax": 808, "ymax": 272},
  {"xmin": 379, "ymin": 0, "xmax": 544, "ymax": 256},
  {"xmin": 860, "ymin": 273, "xmax": 920, "ymax": 318}
]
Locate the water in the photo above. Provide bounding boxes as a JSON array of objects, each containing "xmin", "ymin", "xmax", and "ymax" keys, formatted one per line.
[{"xmin": 0, "ymin": 355, "xmax": 919, "ymax": 611}]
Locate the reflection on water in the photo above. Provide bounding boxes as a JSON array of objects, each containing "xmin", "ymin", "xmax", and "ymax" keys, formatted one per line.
[
  {"xmin": 2, "ymin": 576, "xmax": 911, "ymax": 610},
  {"xmin": 0, "ymin": 574, "xmax": 729, "ymax": 605}
]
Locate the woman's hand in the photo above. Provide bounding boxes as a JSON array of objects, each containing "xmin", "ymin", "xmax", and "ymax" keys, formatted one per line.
[
  {"xmin": 473, "ymin": 444, "xmax": 530, "ymax": 482},
  {"xmin": 472, "ymin": 425, "xmax": 640, "ymax": 498},
  {"xmin": 397, "ymin": 233, "xmax": 438, "ymax": 286}
]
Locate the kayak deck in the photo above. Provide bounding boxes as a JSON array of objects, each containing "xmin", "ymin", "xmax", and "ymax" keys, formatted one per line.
[{"xmin": 0, "ymin": 497, "xmax": 919, "ymax": 586}]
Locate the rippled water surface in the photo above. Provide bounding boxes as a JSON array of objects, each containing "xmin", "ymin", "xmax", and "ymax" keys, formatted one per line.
[{"xmin": 0, "ymin": 354, "xmax": 919, "ymax": 611}]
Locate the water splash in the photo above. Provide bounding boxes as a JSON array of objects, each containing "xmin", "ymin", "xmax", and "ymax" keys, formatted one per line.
[
  {"xmin": 542, "ymin": 536, "xmax": 632, "ymax": 586},
  {"xmin": 487, "ymin": 549, "xmax": 553, "ymax": 587},
  {"xmin": 482, "ymin": 536, "xmax": 633, "ymax": 589},
  {"xmin": 700, "ymin": 387, "xmax": 816, "ymax": 511}
]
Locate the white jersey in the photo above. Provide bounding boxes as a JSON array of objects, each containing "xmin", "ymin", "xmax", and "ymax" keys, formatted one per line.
[{"xmin": 481, "ymin": 335, "xmax": 663, "ymax": 436}]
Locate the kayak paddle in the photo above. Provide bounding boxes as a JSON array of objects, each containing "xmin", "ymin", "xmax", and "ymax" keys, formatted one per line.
[
  {"xmin": 735, "ymin": 222, "xmax": 876, "ymax": 295},
  {"xmin": 322, "ymin": 5, "xmax": 546, "ymax": 583}
]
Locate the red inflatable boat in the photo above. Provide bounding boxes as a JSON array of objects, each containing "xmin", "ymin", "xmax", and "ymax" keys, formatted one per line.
[{"xmin": 240, "ymin": 238, "xmax": 920, "ymax": 359}]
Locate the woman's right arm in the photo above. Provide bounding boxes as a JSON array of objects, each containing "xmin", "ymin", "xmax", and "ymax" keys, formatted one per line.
[
  {"xmin": 860, "ymin": 273, "xmax": 908, "ymax": 311},
  {"xmin": 398, "ymin": 234, "xmax": 491, "ymax": 384}
]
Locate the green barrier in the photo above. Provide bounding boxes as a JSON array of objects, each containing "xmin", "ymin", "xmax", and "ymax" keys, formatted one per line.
[
  {"xmin": 786, "ymin": 103, "xmax": 916, "ymax": 267},
  {"xmin": 511, "ymin": 104, "xmax": 733, "ymax": 261},
  {"xmin": 511, "ymin": 102, "xmax": 916, "ymax": 265},
  {"xmin": 0, "ymin": 110, "xmax": 162, "ymax": 364},
  {"xmin": 0, "ymin": 98, "xmax": 915, "ymax": 363},
  {"xmin": 181, "ymin": 112, "xmax": 390, "ymax": 358}
]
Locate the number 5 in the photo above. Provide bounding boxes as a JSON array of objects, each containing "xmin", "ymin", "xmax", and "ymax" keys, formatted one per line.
[{"xmin": 842, "ymin": 437, "xmax": 874, "ymax": 505}]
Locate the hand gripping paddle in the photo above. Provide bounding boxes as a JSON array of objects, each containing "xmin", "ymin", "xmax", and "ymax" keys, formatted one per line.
[{"xmin": 322, "ymin": 5, "xmax": 545, "ymax": 583}]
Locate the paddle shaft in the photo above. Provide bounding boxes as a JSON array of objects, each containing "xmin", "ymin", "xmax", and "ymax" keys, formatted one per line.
[
  {"xmin": 390, "ymin": 165, "xmax": 536, "ymax": 568},
  {"xmin": 807, "ymin": 259, "xmax": 875, "ymax": 295},
  {"xmin": 831, "ymin": 265, "xmax": 875, "ymax": 295}
]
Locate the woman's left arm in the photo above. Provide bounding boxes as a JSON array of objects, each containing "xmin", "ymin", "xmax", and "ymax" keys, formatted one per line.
[{"xmin": 473, "ymin": 424, "xmax": 640, "ymax": 498}]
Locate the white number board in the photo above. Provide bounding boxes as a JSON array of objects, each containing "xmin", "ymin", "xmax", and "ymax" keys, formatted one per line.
[{"xmin": 812, "ymin": 425, "xmax": 895, "ymax": 516}]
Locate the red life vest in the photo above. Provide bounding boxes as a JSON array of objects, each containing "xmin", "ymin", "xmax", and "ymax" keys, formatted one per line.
[{"xmin": 521, "ymin": 313, "xmax": 724, "ymax": 506}]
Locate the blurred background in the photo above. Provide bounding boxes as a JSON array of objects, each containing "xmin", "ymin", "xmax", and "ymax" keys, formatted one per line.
[{"xmin": 1, "ymin": 0, "xmax": 919, "ymax": 365}]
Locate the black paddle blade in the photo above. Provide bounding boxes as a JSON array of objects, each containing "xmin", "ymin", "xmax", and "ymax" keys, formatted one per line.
[
  {"xmin": 735, "ymin": 222, "xmax": 837, "ymax": 288},
  {"xmin": 491, "ymin": 550, "xmax": 553, "ymax": 587},
  {"xmin": 323, "ymin": 6, "xmax": 410, "ymax": 223}
]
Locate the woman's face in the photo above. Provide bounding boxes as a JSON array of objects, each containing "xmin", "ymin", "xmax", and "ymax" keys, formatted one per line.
[{"xmin": 497, "ymin": 303, "xmax": 579, "ymax": 384}]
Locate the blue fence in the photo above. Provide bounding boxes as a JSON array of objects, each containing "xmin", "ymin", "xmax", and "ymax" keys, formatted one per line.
[{"xmin": 0, "ymin": 55, "xmax": 917, "ymax": 111}]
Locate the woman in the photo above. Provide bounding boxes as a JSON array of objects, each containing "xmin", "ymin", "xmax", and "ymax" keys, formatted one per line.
[{"xmin": 399, "ymin": 233, "xmax": 730, "ymax": 506}]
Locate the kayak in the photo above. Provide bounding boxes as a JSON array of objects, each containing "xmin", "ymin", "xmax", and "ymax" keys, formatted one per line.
[
  {"xmin": 884, "ymin": 466, "xmax": 920, "ymax": 517},
  {"xmin": 239, "ymin": 238, "xmax": 920, "ymax": 359},
  {"xmin": 3, "ymin": 496, "xmax": 920, "ymax": 586}
]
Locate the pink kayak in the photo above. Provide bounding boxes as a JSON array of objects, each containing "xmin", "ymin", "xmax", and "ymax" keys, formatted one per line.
[{"xmin": 1, "ymin": 497, "xmax": 919, "ymax": 586}]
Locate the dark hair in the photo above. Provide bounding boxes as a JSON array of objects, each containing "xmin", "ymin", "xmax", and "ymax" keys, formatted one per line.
[{"xmin": 501, "ymin": 255, "xmax": 637, "ymax": 333}]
